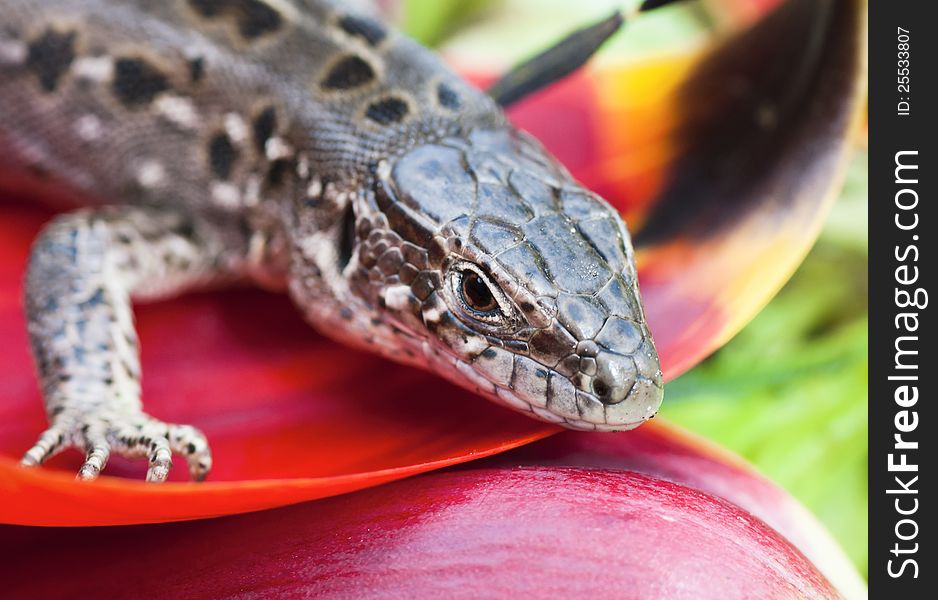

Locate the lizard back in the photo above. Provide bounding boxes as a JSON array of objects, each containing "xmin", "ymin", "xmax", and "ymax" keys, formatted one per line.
[{"xmin": 0, "ymin": 0, "xmax": 502, "ymax": 215}]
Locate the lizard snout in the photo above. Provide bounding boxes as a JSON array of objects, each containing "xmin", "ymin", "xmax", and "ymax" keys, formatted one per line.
[{"xmin": 591, "ymin": 351, "xmax": 637, "ymax": 404}]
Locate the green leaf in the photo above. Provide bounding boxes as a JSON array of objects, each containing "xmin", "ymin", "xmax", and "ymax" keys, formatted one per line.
[{"xmin": 401, "ymin": 0, "xmax": 503, "ymax": 46}]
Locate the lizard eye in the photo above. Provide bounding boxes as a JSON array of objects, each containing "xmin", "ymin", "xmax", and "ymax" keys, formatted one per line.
[
  {"xmin": 448, "ymin": 262, "xmax": 511, "ymax": 325},
  {"xmin": 461, "ymin": 271, "xmax": 498, "ymax": 313}
]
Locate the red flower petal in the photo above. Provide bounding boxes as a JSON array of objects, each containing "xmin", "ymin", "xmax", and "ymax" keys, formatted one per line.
[
  {"xmin": 0, "ymin": 467, "xmax": 841, "ymax": 599},
  {"xmin": 477, "ymin": 421, "xmax": 867, "ymax": 599},
  {"xmin": 704, "ymin": 0, "xmax": 786, "ymax": 29}
]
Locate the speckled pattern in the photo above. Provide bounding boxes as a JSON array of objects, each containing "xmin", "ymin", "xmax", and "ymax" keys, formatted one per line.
[{"xmin": 0, "ymin": 0, "xmax": 662, "ymax": 481}]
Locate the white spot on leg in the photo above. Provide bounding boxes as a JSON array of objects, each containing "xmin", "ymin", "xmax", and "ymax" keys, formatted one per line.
[
  {"xmin": 244, "ymin": 175, "xmax": 262, "ymax": 206},
  {"xmin": 376, "ymin": 160, "xmax": 391, "ymax": 180},
  {"xmin": 264, "ymin": 136, "xmax": 293, "ymax": 161},
  {"xmin": 136, "ymin": 160, "xmax": 166, "ymax": 188},
  {"xmin": 306, "ymin": 176, "xmax": 322, "ymax": 198},
  {"xmin": 74, "ymin": 114, "xmax": 104, "ymax": 142},
  {"xmin": 154, "ymin": 95, "xmax": 199, "ymax": 130},
  {"xmin": 211, "ymin": 181, "xmax": 242, "ymax": 208},
  {"xmin": 0, "ymin": 39, "xmax": 27, "ymax": 65},
  {"xmin": 296, "ymin": 153, "xmax": 311, "ymax": 179},
  {"xmin": 72, "ymin": 56, "xmax": 113, "ymax": 82},
  {"xmin": 223, "ymin": 112, "xmax": 249, "ymax": 144}
]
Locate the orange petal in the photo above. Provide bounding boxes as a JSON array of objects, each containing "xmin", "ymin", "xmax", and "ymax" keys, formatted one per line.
[{"xmin": 612, "ymin": 0, "xmax": 864, "ymax": 377}]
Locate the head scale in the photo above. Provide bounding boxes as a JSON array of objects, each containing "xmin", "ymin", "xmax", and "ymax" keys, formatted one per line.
[{"xmin": 291, "ymin": 128, "xmax": 663, "ymax": 431}]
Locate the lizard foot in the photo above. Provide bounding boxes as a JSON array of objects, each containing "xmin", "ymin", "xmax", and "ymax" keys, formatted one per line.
[{"xmin": 21, "ymin": 412, "xmax": 212, "ymax": 483}]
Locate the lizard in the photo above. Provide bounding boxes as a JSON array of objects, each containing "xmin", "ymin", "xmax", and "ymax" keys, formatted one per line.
[{"xmin": 0, "ymin": 0, "xmax": 664, "ymax": 483}]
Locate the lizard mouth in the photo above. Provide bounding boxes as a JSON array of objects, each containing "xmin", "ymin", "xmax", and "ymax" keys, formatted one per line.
[
  {"xmin": 362, "ymin": 300, "xmax": 663, "ymax": 431},
  {"xmin": 421, "ymin": 342, "xmax": 662, "ymax": 432}
]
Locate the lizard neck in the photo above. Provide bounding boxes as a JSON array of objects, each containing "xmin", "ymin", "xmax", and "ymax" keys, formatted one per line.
[{"xmin": 283, "ymin": 170, "xmax": 425, "ymax": 364}]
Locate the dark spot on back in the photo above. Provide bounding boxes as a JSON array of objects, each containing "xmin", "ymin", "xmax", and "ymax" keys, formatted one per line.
[
  {"xmin": 366, "ymin": 97, "xmax": 409, "ymax": 125},
  {"xmin": 338, "ymin": 14, "xmax": 387, "ymax": 46},
  {"xmin": 188, "ymin": 56, "xmax": 205, "ymax": 82},
  {"xmin": 266, "ymin": 158, "xmax": 291, "ymax": 187},
  {"xmin": 234, "ymin": 0, "xmax": 282, "ymax": 39},
  {"xmin": 188, "ymin": 0, "xmax": 223, "ymax": 19},
  {"xmin": 112, "ymin": 58, "xmax": 170, "ymax": 106},
  {"xmin": 26, "ymin": 28, "xmax": 77, "ymax": 92},
  {"xmin": 437, "ymin": 82, "xmax": 461, "ymax": 110},
  {"xmin": 322, "ymin": 55, "xmax": 375, "ymax": 90},
  {"xmin": 208, "ymin": 132, "xmax": 238, "ymax": 179},
  {"xmin": 187, "ymin": 0, "xmax": 283, "ymax": 40},
  {"xmin": 172, "ymin": 221, "xmax": 196, "ymax": 240},
  {"xmin": 252, "ymin": 106, "xmax": 277, "ymax": 154}
]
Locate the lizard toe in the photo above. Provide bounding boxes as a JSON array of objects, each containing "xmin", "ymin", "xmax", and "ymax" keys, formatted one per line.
[
  {"xmin": 21, "ymin": 423, "xmax": 70, "ymax": 467},
  {"xmin": 77, "ymin": 434, "xmax": 111, "ymax": 481},
  {"xmin": 169, "ymin": 424, "xmax": 213, "ymax": 481}
]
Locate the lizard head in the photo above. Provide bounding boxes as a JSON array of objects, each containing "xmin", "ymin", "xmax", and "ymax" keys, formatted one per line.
[{"xmin": 292, "ymin": 128, "xmax": 662, "ymax": 431}]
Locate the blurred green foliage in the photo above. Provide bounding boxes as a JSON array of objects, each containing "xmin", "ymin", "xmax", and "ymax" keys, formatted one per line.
[
  {"xmin": 406, "ymin": 0, "xmax": 708, "ymax": 68},
  {"xmin": 401, "ymin": 0, "xmax": 501, "ymax": 47},
  {"xmin": 401, "ymin": 0, "xmax": 869, "ymax": 578}
]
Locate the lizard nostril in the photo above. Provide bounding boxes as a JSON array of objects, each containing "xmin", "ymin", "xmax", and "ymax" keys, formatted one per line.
[
  {"xmin": 592, "ymin": 379, "xmax": 610, "ymax": 400},
  {"xmin": 592, "ymin": 351, "xmax": 638, "ymax": 405}
]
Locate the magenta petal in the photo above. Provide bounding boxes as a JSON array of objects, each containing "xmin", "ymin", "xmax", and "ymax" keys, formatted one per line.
[
  {"xmin": 0, "ymin": 467, "xmax": 839, "ymax": 599},
  {"xmin": 478, "ymin": 423, "xmax": 867, "ymax": 599}
]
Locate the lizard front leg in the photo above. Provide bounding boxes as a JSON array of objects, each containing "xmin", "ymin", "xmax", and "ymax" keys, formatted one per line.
[{"xmin": 21, "ymin": 205, "xmax": 263, "ymax": 482}]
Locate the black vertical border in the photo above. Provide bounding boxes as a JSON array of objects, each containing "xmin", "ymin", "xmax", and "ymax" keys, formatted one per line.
[{"xmin": 869, "ymin": 1, "xmax": 935, "ymax": 596}]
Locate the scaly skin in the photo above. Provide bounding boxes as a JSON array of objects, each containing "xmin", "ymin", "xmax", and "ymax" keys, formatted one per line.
[{"xmin": 0, "ymin": 0, "xmax": 663, "ymax": 482}]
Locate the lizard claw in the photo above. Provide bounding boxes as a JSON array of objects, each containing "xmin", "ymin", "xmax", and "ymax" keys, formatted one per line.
[
  {"xmin": 145, "ymin": 435, "xmax": 173, "ymax": 483},
  {"xmin": 21, "ymin": 413, "xmax": 212, "ymax": 483},
  {"xmin": 168, "ymin": 424, "xmax": 213, "ymax": 481},
  {"xmin": 21, "ymin": 424, "xmax": 69, "ymax": 468},
  {"xmin": 77, "ymin": 433, "xmax": 111, "ymax": 481}
]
